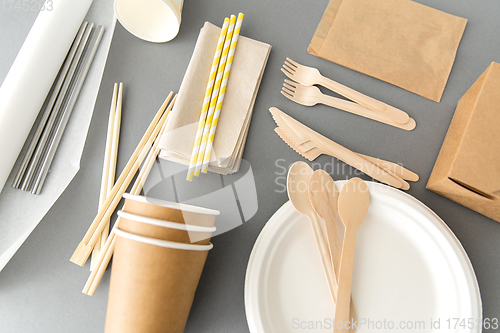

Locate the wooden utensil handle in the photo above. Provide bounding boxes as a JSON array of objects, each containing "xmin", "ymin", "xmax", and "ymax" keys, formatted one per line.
[
  {"xmin": 310, "ymin": 213, "xmax": 338, "ymax": 301},
  {"xmin": 335, "ymin": 230, "xmax": 357, "ymax": 333},
  {"xmin": 316, "ymin": 141, "xmax": 403, "ymax": 189},
  {"xmin": 319, "ymin": 76, "xmax": 410, "ymax": 124},
  {"xmin": 318, "ymin": 94, "xmax": 414, "ymax": 131},
  {"xmin": 319, "ymin": 215, "xmax": 358, "ymax": 329},
  {"xmin": 358, "ymin": 154, "xmax": 419, "ymax": 182},
  {"xmin": 319, "ymin": 76, "xmax": 387, "ymax": 113}
]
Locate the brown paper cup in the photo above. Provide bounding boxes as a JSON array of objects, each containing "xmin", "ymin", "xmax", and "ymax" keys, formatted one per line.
[
  {"xmin": 105, "ymin": 194, "xmax": 219, "ymax": 333},
  {"xmin": 105, "ymin": 229, "xmax": 212, "ymax": 333},
  {"xmin": 117, "ymin": 210, "xmax": 214, "ymax": 245}
]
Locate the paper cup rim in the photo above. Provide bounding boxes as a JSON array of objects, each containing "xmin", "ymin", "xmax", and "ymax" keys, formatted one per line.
[
  {"xmin": 114, "ymin": 0, "xmax": 182, "ymax": 43},
  {"xmin": 123, "ymin": 193, "xmax": 220, "ymax": 216},
  {"xmin": 117, "ymin": 210, "xmax": 217, "ymax": 232},
  {"xmin": 114, "ymin": 228, "xmax": 214, "ymax": 251}
]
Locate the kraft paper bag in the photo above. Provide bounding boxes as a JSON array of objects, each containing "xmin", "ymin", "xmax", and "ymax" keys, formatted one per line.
[
  {"xmin": 308, "ymin": 0, "xmax": 467, "ymax": 102},
  {"xmin": 427, "ymin": 62, "xmax": 500, "ymax": 222}
]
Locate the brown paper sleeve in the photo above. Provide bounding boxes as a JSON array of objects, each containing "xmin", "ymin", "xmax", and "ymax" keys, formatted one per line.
[{"xmin": 105, "ymin": 236, "xmax": 209, "ymax": 333}]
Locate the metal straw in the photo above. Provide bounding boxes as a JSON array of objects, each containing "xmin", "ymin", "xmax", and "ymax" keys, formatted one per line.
[
  {"xmin": 11, "ymin": 22, "xmax": 88, "ymax": 189},
  {"xmin": 20, "ymin": 23, "xmax": 94, "ymax": 191},
  {"xmin": 32, "ymin": 25, "xmax": 105, "ymax": 194}
]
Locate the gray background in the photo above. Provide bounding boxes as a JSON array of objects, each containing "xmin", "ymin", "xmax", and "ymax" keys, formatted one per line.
[{"xmin": 1, "ymin": 0, "xmax": 500, "ymax": 332}]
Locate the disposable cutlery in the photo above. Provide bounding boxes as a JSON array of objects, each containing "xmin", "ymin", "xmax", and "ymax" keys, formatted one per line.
[
  {"xmin": 281, "ymin": 80, "xmax": 415, "ymax": 131},
  {"xmin": 282, "ymin": 58, "xmax": 410, "ymax": 125},
  {"xmin": 334, "ymin": 178, "xmax": 369, "ymax": 333},
  {"xmin": 270, "ymin": 107, "xmax": 418, "ymax": 189}
]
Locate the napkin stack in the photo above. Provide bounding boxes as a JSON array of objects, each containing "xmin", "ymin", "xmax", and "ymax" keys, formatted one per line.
[{"xmin": 159, "ymin": 22, "xmax": 271, "ymax": 174}]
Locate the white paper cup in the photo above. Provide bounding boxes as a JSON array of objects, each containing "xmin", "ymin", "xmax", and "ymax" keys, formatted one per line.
[
  {"xmin": 113, "ymin": 228, "xmax": 214, "ymax": 251},
  {"xmin": 117, "ymin": 210, "xmax": 216, "ymax": 244},
  {"xmin": 114, "ymin": 0, "xmax": 184, "ymax": 43}
]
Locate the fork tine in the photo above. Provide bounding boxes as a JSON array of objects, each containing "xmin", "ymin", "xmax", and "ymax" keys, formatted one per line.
[
  {"xmin": 281, "ymin": 90, "xmax": 295, "ymax": 101},
  {"xmin": 282, "ymin": 86, "xmax": 295, "ymax": 96},
  {"xmin": 283, "ymin": 83, "xmax": 296, "ymax": 92},
  {"xmin": 280, "ymin": 67, "xmax": 294, "ymax": 79},
  {"xmin": 286, "ymin": 58, "xmax": 298, "ymax": 68},
  {"xmin": 284, "ymin": 79, "xmax": 298, "ymax": 87},
  {"xmin": 283, "ymin": 62, "xmax": 296, "ymax": 73},
  {"xmin": 281, "ymin": 66, "xmax": 294, "ymax": 76}
]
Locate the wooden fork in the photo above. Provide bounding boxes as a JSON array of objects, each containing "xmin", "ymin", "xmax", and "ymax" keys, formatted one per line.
[
  {"xmin": 282, "ymin": 58, "xmax": 410, "ymax": 125},
  {"xmin": 281, "ymin": 80, "xmax": 416, "ymax": 131}
]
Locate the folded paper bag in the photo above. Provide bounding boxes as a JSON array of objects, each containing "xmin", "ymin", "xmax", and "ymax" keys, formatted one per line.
[
  {"xmin": 159, "ymin": 22, "xmax": 271, "ymax": 174},
  {"xmin": 308, "ymin": 0, "xmax": 467, "ymax": 102},
  {"xmin": 427, "ymin": 62, "xmax": 500, "ymax": 222}
]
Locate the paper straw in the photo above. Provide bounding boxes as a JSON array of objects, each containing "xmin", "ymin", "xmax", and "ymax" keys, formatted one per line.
[
  {"xmin": 186, "ymin": 18, "xmax": 230, "ymax": 181},
  {"xmin": 193, "ymin": 15, "xmax": 236, "ymax": 177},
  {"xmin": 202, "ymin": 13, "xmax": 244, "ymax": 173}
]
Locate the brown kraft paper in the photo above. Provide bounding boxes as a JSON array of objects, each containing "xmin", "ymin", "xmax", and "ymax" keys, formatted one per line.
[
  {"xmin": 105, "ymin": 234, "xmax": 210, "ymax": 333},
  {"xmin": 427, "ymin": 62, "xmax": 500, "ymax": 222},
  {"xmin": 308, "ymin": 0, "xmax": 467, "ymax": 102}
]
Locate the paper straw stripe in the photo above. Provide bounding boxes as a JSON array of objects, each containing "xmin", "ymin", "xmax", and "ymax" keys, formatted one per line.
[
  {"xmin": 201, "ymin": 13, "xmax": 244, "ymax": 173},
  {"xmin": 194, "ymin": 15, "xmax": 236, "ymax": 176},
  {"xmin": 186, "ymin": 17, "xmax": 229, "ymax": 181}
]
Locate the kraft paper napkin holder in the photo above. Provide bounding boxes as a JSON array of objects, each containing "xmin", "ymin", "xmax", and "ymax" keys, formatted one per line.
[
  {"xmin": 308, "ymin": 0, "xmax": 467, "ymax": 102},
  {"xmin": 427, "ymin": 62, "xmax": 500, "ymax": 222}
]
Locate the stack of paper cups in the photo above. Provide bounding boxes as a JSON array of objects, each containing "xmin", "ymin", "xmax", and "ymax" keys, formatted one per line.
[
  {"xmin": 104, "ymin": 193, "xmax": 219, "ymax": 333},
  {"xmin": 114, "ymin": 0, "xmax": 184, "ymax": 43}
]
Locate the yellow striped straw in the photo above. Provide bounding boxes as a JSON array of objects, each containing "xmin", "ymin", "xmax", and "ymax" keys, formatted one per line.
[
  {"xmin": 194, "ymin": 15, "xmax": 236, "ymax": 176},
  {"xmin": 201, "ymin": 13, "xmax": 244, "ymax": 173},
  {"xmin": 186, "ymin": 17, "xmax": 230, "ymax": 181}
]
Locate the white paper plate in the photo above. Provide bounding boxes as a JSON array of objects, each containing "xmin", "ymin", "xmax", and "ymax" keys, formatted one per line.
[{"xmin": 245, "ymin": 181, "xmax": 481, "ymax": 333}]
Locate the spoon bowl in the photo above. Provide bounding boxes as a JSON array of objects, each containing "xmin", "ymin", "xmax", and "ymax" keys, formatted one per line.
[
  {"xmin": 287, "ymin": 161, "xmax": 315, "ymax": 215},
  {"xmin": 338, "ymin": 178, "xmax": 370, "ymax": 231}
]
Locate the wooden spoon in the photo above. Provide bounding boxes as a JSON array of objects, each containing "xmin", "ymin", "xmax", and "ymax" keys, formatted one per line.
[
  {"xmin": 309, "ymin": 170, "xmax": 358, "ymax": 327},
  {"xmin": 287, "ymin": 162, "xmax": 336, "ymax": 300},
  {"xmin": 308, "ymin": 170, "xmax": 341, "ymax": 277},
  {"xmin": 334, "ymin": 178, "xmax": 370, "ymax": 333}
]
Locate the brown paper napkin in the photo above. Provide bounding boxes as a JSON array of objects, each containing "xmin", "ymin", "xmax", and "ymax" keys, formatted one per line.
[
  {"xmin": 308, "ymin": 0, "xmax": 467, "ymax": 102},
  {"xmin": 159, "ymin": 22, "xmax": 271, "ymax": 174}
]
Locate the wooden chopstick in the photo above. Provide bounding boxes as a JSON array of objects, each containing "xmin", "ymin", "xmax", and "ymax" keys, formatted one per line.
[
  {"xmin": 100, "ymin": 84, "xmax": 123, "ymax": 252},
  {"xmin": 70, "ymin": 92, "xmax": 173, "ymax": 266},
  {"xmin": 82, "ymin": 94, "xmax": 176, "ymax": 295},
  {"xmin": 90, "ymin": 83, "xmax": 119, "ymax": 271}
]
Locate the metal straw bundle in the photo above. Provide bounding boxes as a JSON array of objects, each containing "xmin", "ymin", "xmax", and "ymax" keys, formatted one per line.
[{"xmin": 12, "ymin": 22, "xmax": 104, "ymax": 194}]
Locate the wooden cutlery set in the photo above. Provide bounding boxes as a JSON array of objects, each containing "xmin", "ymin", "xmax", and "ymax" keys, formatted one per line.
[
  {"xmin": 281, "ymin": 58, "xmax": 416, "ymax": 131},
  {"xmin": 272, "ymin": 58, "xmax": 420, "ymax": 190},
  {"xmin": 287, "ymin": 162, "xmax": 369, "ymax": 332},
  {"xmin": 270, "ymin": 107, "xmax": 418, "ymax": 190}
]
